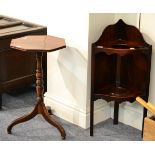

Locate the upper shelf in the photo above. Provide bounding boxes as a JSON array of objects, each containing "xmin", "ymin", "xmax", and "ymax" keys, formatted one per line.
[{"xmin": 93, "ymin": 44, "xmax": 149, "ymax": 56}]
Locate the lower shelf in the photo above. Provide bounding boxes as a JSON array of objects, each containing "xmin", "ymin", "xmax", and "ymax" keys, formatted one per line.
[{"xmin": 94, "ymin": 84, "xmax": 141, "ymax": 102}]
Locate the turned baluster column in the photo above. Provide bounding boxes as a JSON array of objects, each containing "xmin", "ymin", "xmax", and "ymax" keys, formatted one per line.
[{"xmin": 36, "ymin": 52, "xmax": 44, "ymax": 104}]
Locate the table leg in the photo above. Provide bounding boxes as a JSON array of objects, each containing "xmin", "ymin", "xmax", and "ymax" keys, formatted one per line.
[
  {"xmin": 7, "ymin": 104, "xmax": 38, "ymax": 134},
  {"xmin": 142, "ymin": 107, "xmax": 147, "ymax": 137},
  {"xmin": 113, "ymin": 101, "xmax": 120, "ymax": 124},
  {"xmin": 90, "ymin": 99, "xmax": 94, "ymax": 136},
  {"xmin": 35, "ymin": 52, "xmax": 66, "ymax": 139},
  {"xmin": 41, "ymin": 104, "xmax": 66, "ymax": 139}
]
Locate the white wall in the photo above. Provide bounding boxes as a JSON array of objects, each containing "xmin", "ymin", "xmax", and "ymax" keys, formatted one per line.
[
  {"xmin": 114, "ymin": 13, "xmax": 140, "ymax": 27},
  {"xmin": 45, "ymin": 13, "xmax": 116, "ymax": 128},
  {"xmin": 140, "ymin": 14, "xmax": 155, "ymax": 104}
]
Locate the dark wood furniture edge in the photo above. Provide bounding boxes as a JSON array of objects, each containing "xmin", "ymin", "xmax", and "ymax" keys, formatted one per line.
[
  {"xmin": 141, "ymin": 46, "xmax": 152, "ymax": 136},
  {"xmin": 0, "ymin": 15, "xmax": 47, "ymax": 37},
  {"xmin": 0, "ymin": 17, "xmax": 47, "ymax": 108}
]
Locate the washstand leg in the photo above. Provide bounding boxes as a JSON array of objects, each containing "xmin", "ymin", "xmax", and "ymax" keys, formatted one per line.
[
  {"xmin": 113, "ymin": 101, "xmax": 120, "ymax": 124},
  {"xmin": 90, "ymin": 99, "xmax": 94, "ymax": 136},
  {"xmin": 142, "ymin": 107, "xmax": 147, "ymax": 137},
  {"xmin": 0, "ymin": 93, "xmax": 2, "ymax": 109}
]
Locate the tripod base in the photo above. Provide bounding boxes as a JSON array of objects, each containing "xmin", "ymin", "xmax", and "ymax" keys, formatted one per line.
[{"xmin": 7, "ymin": 102, "xmax": 66, "ymax": 140}]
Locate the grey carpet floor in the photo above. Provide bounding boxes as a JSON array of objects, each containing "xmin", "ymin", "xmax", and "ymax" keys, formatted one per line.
[{"xmin": 0, "ymin": 86, "xmax": 142, "ymax": 141}]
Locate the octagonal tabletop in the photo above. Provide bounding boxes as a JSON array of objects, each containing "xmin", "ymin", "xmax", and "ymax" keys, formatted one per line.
[{"xmin": 10, "ymin": 35, "xmax": 66, "ymax": 52}]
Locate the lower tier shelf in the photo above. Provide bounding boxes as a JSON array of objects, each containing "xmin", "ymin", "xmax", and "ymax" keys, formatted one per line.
[{"xmin": 93, "ymin": 84, "xmax": 142, "ymax": 102}]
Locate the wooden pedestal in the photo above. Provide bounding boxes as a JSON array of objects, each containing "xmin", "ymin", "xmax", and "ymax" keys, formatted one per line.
[{"xmin": 7, "ymin": 35, "xmax": 66, "ymax": 139}]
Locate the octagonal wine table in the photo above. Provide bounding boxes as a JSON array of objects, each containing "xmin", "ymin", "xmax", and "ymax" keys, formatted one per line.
[{"xmin": 7, "ymin": 35, "xmax": 66, "ymax": 139}]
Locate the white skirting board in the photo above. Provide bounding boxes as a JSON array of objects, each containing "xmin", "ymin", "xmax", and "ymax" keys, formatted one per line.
[
  {"xmin": 44, "ymin": 92, "xmax": 110, "ymax": 129},
  {"xmin": 44, "ymin": 92, "xmax": 143, "ymax": 130}
]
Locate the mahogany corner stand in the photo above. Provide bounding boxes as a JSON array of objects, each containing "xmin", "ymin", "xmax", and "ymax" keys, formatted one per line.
[
  {"xmin": 7, "ymin": 35, "xmax": 66, "ymax": 139},
  {"xmin": 90, "ymin": 19, "xmax": 152, "ymax": 136}
]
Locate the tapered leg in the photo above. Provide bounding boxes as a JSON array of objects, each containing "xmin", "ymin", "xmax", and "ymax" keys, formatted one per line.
[
  {"xmin": 0, "ymin": 93, "xmax": 2, "ymax": 109},
  {"xmin": 7, "ymin": 104, "xmax": 38, "ymax": 134},
  {"xmin": 41, "ymin": 105, "xmax": 66, "ymax": 139},
  {"xmin": 90, "ymin": 99, "xmax": 94, "ymax": 136},
  {"xmin": 142, "ymin": 107, "xmax": 147, "ymax": 136},
  {"xmin": 141, "ymin": 95, "xmax": 148, "ymax": 137},
  {"xmin": 113, "ymin": 101, "xmax": 120, "ymax": 124}
]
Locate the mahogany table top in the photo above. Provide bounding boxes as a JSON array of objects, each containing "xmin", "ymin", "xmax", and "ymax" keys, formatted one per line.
[{"xmin": 10, "ymin": 35, "xmax": 66, "ymax": 52}]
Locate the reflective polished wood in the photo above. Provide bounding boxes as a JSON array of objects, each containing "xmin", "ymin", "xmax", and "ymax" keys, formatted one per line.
[
  {"xmin": 90, "ymin": 20, "xmax": 152, "ymax": 136},
  {"xmin": 7, "ymin": 35, "xmax": 66, "ymax": 139},
  {"xmin": 10, "ymin": 35, "xmax": 66, "ymax": 52}
]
